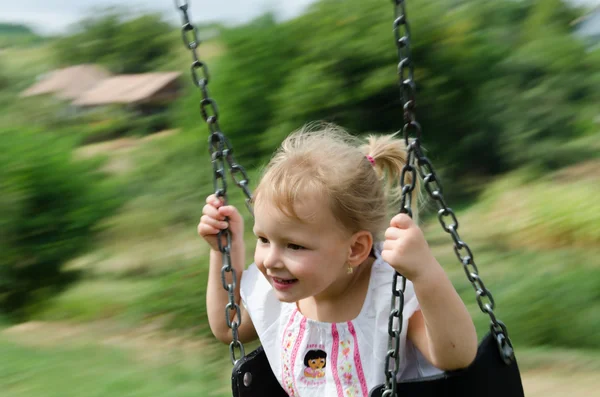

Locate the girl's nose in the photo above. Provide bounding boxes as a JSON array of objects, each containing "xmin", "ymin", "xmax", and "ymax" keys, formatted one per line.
[{"xmin": 263, "ymin": 247, "xmax": 283, "ymax": 269}]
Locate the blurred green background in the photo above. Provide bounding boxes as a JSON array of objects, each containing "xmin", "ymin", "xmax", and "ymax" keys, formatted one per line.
[{"xmin": 1, "ymin": 0, "xmax": 599, "ymax": 396}]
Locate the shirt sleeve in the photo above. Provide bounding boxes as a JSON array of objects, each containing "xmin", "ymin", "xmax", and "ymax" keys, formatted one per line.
[{"xmin": 370, "ymin": 242, "xmax": 420, "ymax": 321}]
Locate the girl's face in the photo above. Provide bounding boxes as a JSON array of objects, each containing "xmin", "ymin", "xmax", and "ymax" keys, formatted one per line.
[{"xmin": 253, "ymin": 196, "xmax": 352, "ymax": 304}]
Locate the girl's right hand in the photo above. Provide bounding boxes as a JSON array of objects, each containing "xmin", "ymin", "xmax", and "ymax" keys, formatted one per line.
[{"xmin": 197, "ymin": 194, "xmax": 244, "ymax": 252}]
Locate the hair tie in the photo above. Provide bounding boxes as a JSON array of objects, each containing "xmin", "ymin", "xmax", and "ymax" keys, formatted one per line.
[{"xmin": 366, "ymin": 155, "xmax": 376, "ymax": 166}]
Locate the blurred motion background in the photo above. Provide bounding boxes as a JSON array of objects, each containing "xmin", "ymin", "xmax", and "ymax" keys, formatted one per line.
[{"xmin": 1, "ymin": 0, "xmax": 599, "ymax": 396}]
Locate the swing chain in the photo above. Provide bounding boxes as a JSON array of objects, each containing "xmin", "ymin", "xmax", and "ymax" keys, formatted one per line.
[
  {"xmin": 382, "ymin": 2, "xmax": 419, "ymax": 395},
  {"xmin": 175, "ymin": 0, "xmax": 252, "ymax": 365},
  {"xmin": 383, "ymin": 269, "xmax": 408, "ymax": 397},
  {"xmin": 384, "ymin": 136, "xmax": 418, "ymax": 396},
  {"xmin": 385, "ymin": 1, "xmax": 515, "ymax": 393}
]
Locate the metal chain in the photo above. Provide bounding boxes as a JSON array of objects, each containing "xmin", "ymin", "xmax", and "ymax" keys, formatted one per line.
[
  {"xmin": 174, "ymin": 0, "xmax": 253, "ymax": 365},
  {"xmin": 382, "ymin": 2, "xmax": 416, "ymax": 395},
  {"xmin": 383, "ymin": 1, "xmax": 515, "ymax": 395}
]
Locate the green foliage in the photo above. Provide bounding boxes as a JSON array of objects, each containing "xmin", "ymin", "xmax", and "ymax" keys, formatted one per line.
[
  {"xmin": 4, "ymin": 96, "xmax": 81, "ymax": 132},
  {"xmin": 129, "ymin": 112, "xmax": 172, "ymax": 137},
  {"xmin": 0, "ymin": 23, "xmax": 44, "ymax": 48},
  {"xmin": 53, "ymin": 8, "xmax": 174, "ymax": 74},
  {"xmin": 0, "ymin": 44, "xmax": 55, "ymax": 112},
  {"xmin": 206, "ymin": 14, "xmax": 298, "ymax": 162},
  {"xmin": 36, "ymin": 280, "xmax": 155, "ymax": 323},
  {"xmin": 0, "ymin": 61, "xmax": 8, "ymax": 92},
  {"xmin": 133, "ymin": 260, "xmax": 212, "ymax": 337},
  {"xmin": 201, "ymin": 0, "xmax": 596, "ymax": 177},
  {"xmin": 501, "ymin": 264, "xmax": 600, "ymax": 350},
  {"xmin": 0, "ymin": 23, "xmax": 35, "ymax": 36},
  {"xmin": 75, "ymin": 107, "xmax": 173, "ymax": 144},
  {"xmin": 455, "ymin": 246, "xmax": 600, "ymax": 351},
  {"xmin": 0, "ymin": 129, "xmax": 122, "ymax": 318},
  {"xmin": 521, "ymin": 0, "xmax": 581, "ymax": 41},
  {"xmin": 441, "ymin": 235, "xmax": 600, "ymax": 352},
  {"xmin": 472, "ymin": 168, "xmax": 600, "ymax": 249}
]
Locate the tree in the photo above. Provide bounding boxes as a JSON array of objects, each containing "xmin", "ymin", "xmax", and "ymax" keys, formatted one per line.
[
  {"xmin": 53, "ymin": 8, "xmax": 174, "ymax": 74},
  {"xmin": 178, "ymin": 0, "xmax": 597, "ymax": 178},
  {"xmin": 0, "ymin": 129, "xmax": 122, "ymax": 318}
]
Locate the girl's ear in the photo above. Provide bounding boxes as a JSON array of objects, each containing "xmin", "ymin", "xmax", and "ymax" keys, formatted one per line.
[{"xmin": 347, "ymin": 231, "xmax": 373, "ymax": 268}]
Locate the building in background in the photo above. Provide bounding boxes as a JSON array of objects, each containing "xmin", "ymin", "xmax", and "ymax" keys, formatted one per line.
[
  {"xmin": 71, "ymin": 72, "xmax": 182, "ymax": 114},
  {"xmin": 19, "ymin": 64, "xmax": 111, "ymax": 101},
  {"xmin": 20, "ymin": 66, "xmax": 182, "ymax": 114}
]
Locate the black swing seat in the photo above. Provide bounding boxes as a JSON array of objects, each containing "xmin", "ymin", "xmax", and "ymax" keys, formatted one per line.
[
  {"xmin": 232, "ymin": 345, "xmax": 287, "ymax": 397},
  {"xmin": 232, "ymin": 331, "xmax": 525, "ymax": 397}
]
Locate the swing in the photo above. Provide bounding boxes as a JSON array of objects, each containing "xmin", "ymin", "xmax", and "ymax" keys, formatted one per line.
[{"xmin": 174, "ymin": 1, "xmax": 526, "ymax": 396}]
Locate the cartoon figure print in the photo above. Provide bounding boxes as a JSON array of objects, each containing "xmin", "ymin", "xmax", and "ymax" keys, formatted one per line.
[{"xmin": 303, "ymin": 349, "xmax": 327, "ymax": 379}]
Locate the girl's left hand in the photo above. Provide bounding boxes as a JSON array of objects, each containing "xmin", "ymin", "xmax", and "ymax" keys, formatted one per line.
[{"xmin": 381, "ymin": 213, "xmax": 438, "ymax": 281}]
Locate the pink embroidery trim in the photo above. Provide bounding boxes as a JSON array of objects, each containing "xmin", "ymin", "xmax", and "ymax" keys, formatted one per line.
[
  {"xmin": 331, "ymin": 323, "xmax": 344, "ymax": 397},
  {"xmin": 348, "ymin": 321, "xmax": 369, "ymax": 397},
  {"xmin": 289, "ymin": 317, "xmax": 307, "ymax": 396},
  {"xmin": 281, "ymin": 309, "xmax": 298, "ymax": 396}
]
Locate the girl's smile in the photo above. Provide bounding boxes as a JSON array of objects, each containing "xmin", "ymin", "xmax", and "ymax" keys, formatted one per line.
[{"xmin": 272, "ymin": 277, "xmax": 298, "ymax": 290}]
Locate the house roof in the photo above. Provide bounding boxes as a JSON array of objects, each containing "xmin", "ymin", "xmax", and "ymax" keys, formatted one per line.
[
  {"xmin": 20, "ymin": 64, "xmax": 111, "ymax": 100},
  {"xmin": 72, "ymin": 72, "xmax": 181, "ymax": 106}
]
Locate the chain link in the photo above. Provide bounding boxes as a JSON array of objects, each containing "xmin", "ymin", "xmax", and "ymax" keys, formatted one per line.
[
  {"xmin": 174, "ymin": 0, "xmax": 253, "ymax": 365},
  {"xmin": 382, "ymin": 1, "xmax": 515, "ymax": 394}
]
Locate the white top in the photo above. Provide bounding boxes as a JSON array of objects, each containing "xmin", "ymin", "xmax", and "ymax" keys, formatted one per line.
[{"xmin": 240, "ymin": 244, "xmax": 442, "ymax": 397}]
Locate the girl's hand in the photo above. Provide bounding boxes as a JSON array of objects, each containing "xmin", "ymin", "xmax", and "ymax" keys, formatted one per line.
[
  {"xmin": 198, "ymin": 194, "xmax": 244, "ymax": 252},
  {"xmin": 381, "ymin": 213, "xmax": 438, "ymax": 281}
]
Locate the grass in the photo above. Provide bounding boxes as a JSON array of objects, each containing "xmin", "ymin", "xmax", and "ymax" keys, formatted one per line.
[
  {"xmin": 1, "ymin": 320, "xmax": 600, "ymax": 397},
  {"xmin": 0, "ymin": 326, "xmax": 230, "ymax": 397},
  {"xmin": 469, "ymin": 164, "xmax": 600, "ymax": 249},
  {"xmin": 34, "ymin": 280, "xmax": 157, "ymax": 323},
  {"xmin": 0, "ymin": 43, "xmax": 55, "ymax": 85}
]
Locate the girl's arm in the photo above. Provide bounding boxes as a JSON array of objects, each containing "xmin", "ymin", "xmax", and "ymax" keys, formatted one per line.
[
  {"xmin": 206, "ymin": 247, "xmax": 258, "ymax": 344},
  {"xmin": 199, "ymin": 196, "xmax": 258, "ymax": 344},
  {"xmin": 381, "ymin": 213, "xmax": 477, "ymax": 370},
  {"xmin": 407, "ymin": 263, "xmax": 477, "ymax": 370}
]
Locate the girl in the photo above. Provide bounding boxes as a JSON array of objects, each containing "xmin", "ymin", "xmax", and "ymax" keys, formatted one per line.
[{"xmin": 198, "ymin": 124, "xmax": 477, "ymax": 396}]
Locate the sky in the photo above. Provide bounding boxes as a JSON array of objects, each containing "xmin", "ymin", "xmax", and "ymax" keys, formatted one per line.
[
  {"xmin": 0, "ymin": 0, "xmax": 319, "ymax": 35},
  {"xmin": 1, "ymin": 0, "xmax": 599, "ymax": 36}
]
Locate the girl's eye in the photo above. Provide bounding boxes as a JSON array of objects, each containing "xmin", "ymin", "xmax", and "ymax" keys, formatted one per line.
[
  {"xmin": 258, "ymin": 237, "xmax": 269, "ymax": 244},
  {"xmin": 288, "ymin": 243, "xmax": 304, "ymax": 250}
]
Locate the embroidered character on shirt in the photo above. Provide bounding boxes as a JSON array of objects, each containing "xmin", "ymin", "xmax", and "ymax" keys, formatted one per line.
[{"xmin": 303, "ymin": 349, "xmax": 327, "ymax": 379}]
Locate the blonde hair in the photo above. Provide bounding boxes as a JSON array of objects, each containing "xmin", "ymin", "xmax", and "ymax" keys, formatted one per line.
[{"xmin": 253, "ymin": 123, "xmax": 418, "ymax": 239}]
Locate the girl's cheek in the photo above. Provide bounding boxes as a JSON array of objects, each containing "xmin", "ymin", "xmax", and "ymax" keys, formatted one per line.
[
  {"xmin": 253, "ymin": 244, "xmax": 261, "ymax": 262},
  {"xmin": 254, "ymin": 248, "xmax": 266, "ymax": 271}
]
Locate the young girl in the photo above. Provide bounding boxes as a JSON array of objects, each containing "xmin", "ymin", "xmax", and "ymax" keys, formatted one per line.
[{"xmin": 198, "ymin": 124, "xmax": 477, "ymax": 396}]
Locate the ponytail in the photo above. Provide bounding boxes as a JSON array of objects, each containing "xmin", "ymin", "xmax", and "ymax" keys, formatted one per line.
[{"xmin": 362, "ymin": 134, "xmax": 420, "ymax": 219}]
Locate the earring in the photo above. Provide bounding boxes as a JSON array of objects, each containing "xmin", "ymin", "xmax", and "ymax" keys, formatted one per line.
[{"xmin": 347, "ymin": 265, "xmax": 354, "ymax": 275}]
